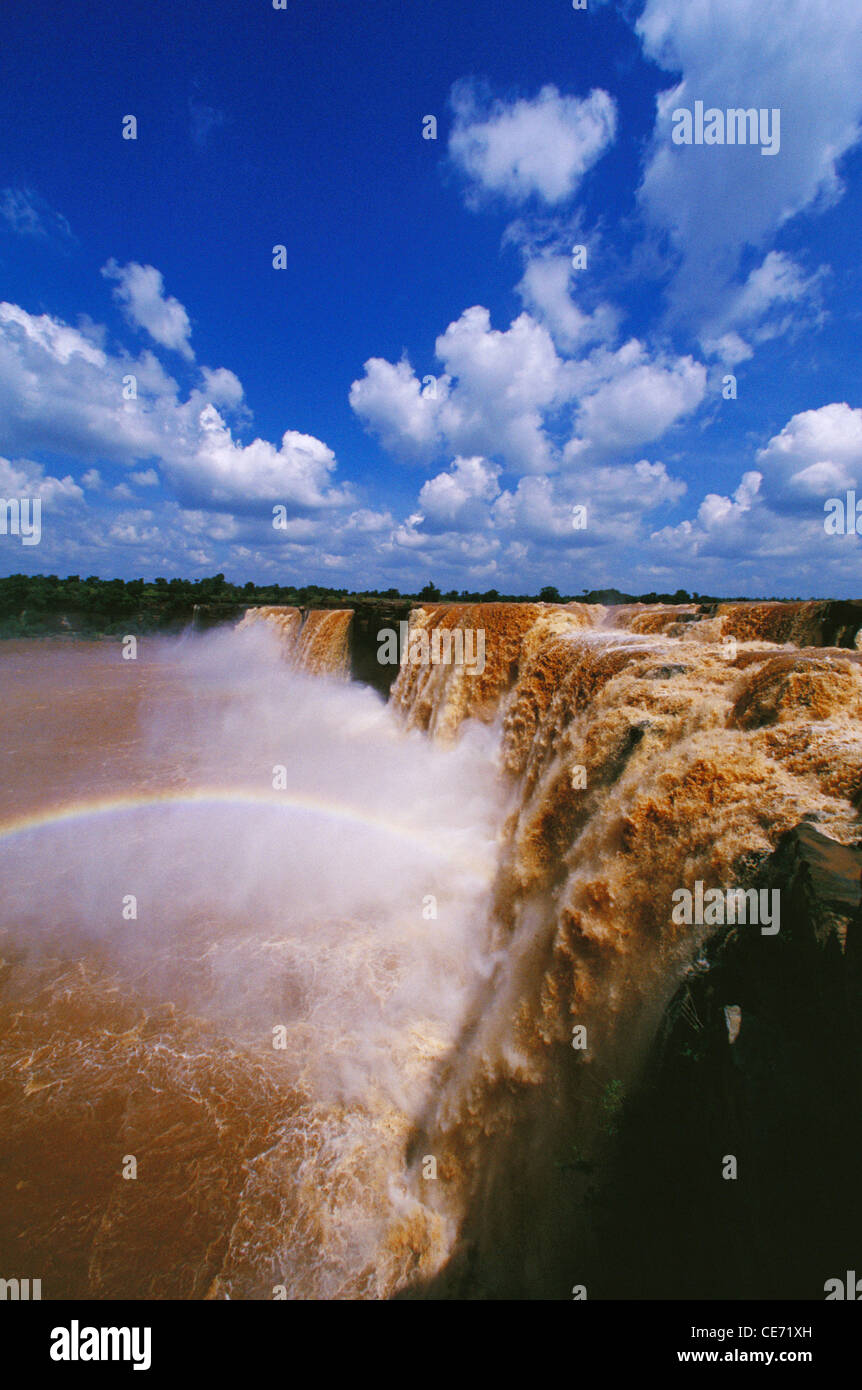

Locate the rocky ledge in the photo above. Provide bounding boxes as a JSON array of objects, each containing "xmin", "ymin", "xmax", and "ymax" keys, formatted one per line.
[{"xmin": 583, "ymin": 822, "xmax": 862, "ymax": 1299}]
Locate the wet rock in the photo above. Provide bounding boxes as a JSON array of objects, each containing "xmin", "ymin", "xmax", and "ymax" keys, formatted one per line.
[
  {"xmin": 723, "ymin": 1003, "xmax": 742, "ymax": 1044},
  {"xmin": 719, "ymin": 599, "xmax": 862, "ymax": 649},
  {"xmin": 643, "ymin": 664, "xmax": 689, "ymax": 679},
  {"xmin": 730, "ymin": 653, "xmax": 861, "ymax": 729},
  {"xmin": 583, "ymin": 822, "xmax": 862, "ymax": 1299}
]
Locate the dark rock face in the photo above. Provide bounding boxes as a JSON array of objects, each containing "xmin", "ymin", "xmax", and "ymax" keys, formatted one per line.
[
  {"xmin": 819, "ymin": 599, "xmax": 862, "ymax": 648},
  {"xmin": 583, "ymin": 824, "xmax": 862, "ymax": 1299},
  {"xmin": 713, "ymin": 600, "xmax": 862, "ymax": 648},
  {"xmin": 347, "ymin": 603, "xmax": 413, "ymax": 696},
  {"xmin": 643, "ymin": 664, "xmax": 689, "ymax": 679}
]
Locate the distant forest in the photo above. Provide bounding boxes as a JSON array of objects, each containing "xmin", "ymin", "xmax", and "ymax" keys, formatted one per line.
[{"xmin": 0, "ymin": 571, "xmax": 768, "ymax": 638}]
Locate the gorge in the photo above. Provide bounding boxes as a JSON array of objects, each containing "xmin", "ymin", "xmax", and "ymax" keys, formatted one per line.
[{"xmin": 0, "ymin": 597, "xmax": 860, "ymax": 1299}]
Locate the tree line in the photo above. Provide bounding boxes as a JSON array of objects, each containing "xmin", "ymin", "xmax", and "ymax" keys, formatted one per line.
[{"xmin": 0, "ymin": 571, "xmax": 734, "ymax": 637}]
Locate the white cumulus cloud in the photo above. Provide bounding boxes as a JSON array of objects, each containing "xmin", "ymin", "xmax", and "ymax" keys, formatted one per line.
[
  {"xmin": 516, "ymin": 255, "xmax": 619, "ymax": 353},
  {"xmin": 756, "ymin": 401, "xmax": 862, "ymax": 506},
  {"xmin": 449, "ymin": 81, "xmax": 617, "ymax": 206},
  {"xmin": 636, "ymin": 0, "xmax": 862, "ymax": 327},
  {"xmin": 418, "ymin": 455, "xmax": 501, "ymax": 529},
  {"xmin": 102, "ymin": 260, "xmax": 195, "ymax": 360},
  {"xmin": 0, "ymin": 297, "xmax": 350, "ymax": 515}
]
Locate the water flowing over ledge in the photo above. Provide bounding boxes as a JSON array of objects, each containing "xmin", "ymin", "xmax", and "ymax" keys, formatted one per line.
[{"xmin": 1, "ymin": 598, "xmax": 861, "ymax": 1298}]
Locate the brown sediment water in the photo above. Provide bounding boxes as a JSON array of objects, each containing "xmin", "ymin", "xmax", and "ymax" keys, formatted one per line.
[
  {"xmin": 237, "ymin": 606, "xmax": 352, "ymax": 678},
  {"xmin": 0, "ymin": 600, "xmax": 860, "ymax": 1298}
]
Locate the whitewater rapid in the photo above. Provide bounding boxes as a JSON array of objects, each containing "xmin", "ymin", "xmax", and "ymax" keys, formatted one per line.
[{"xmin": 1, "ymin": 599, "xmax": 861, "ymax": 1297}]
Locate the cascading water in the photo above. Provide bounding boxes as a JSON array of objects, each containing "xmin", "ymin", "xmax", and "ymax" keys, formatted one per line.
[
  {"xmin": 1, "ymin": 600, "xmax": 860, "ymax": 1298},
  {"xmin": 236, "ymin": 605, "xmax": 353, "ymax": 678}
]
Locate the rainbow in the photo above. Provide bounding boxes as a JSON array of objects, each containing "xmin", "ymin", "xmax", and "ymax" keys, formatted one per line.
[{"xmin": 0, "ymin": 787, "xmax": 468, "ymax": 862}]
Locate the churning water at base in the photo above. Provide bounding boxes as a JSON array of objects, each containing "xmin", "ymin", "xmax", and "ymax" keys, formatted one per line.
[
  {"xmin": 2, "ymin": 600, "xmax": 861, "ymax": 1298},
  {"xmin": 0, "ymin": 626, "xmax": 504, "ymax": 1298}
]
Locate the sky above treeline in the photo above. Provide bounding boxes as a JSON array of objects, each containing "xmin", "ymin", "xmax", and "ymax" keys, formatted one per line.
[{"xmin": 1, "ymin": 0, "xmax": 862, "ymax": 596}]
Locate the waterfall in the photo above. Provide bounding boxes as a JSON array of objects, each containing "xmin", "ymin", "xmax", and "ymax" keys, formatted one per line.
[{"xmin": 0, "ymin": 599, "xmax": 860, "ymax": 1297}]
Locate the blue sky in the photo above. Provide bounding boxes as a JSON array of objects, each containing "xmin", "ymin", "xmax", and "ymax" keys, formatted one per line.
[{"xmin": 1, "ymin": 0, "xmax": 862, "ymax": 595}]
